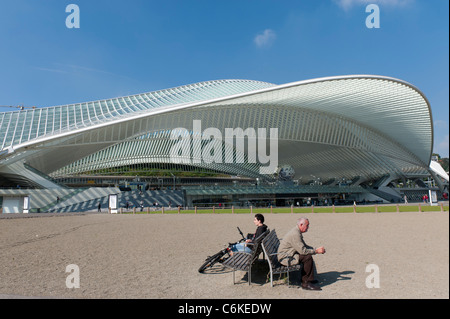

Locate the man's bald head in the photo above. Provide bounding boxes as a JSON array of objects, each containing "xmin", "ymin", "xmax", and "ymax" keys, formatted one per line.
[{"xmin": 297, "ymin": 217, "xmax": 310, "ymax": 233}]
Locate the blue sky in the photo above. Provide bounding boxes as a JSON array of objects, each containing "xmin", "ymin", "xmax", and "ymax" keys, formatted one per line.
[{"xmin": 0, "ymin": 0, "xmax": 448, "ymax": 157}]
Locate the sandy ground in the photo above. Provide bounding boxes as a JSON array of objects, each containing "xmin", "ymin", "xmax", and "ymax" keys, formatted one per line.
[{"xmin": 0, "ymin": 211, "xmax": 448, "ymax": 299}]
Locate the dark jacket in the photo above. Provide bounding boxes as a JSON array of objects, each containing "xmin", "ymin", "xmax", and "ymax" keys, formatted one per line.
[{"xmin": 251, "ymin": 224, "xmax": 268, "ymax": 241}]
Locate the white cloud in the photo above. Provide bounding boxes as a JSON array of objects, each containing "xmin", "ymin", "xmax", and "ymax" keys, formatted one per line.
[
  {"xmin": 34, "ymin": 63, "xmax": 133, "ymax": 81},
  {"xmin": 436, "ymin": 135, "xmax": 449, "ymax": 158},
  {"xmin": 33, "ymin": 67, "xmax": 69, "ymax": 74},
  {"xmin": 334, "ymin": 0, "xmax": 413, "ymax": 11},
  {"xmin": 254, "ymin": 29, "xmax": 276, "ymax": 48},
  {"xmin": 434, "ymin": 120, "xmax": 449, "ymax": 129}
]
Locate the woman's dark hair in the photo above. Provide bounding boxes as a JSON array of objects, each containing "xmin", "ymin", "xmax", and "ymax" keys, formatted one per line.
[{"xmin": 255, "ymin": 213, "xmax": 264, "ymax": 223}]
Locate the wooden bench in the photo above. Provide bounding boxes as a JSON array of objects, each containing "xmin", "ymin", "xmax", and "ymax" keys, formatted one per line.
[
  {"xmin": 261, "ymin": 229, "xmax": 303, "ymax": 287},
  {"xmin": 222, "ymin": 229, "xmax": 269, "ymax": 285}
]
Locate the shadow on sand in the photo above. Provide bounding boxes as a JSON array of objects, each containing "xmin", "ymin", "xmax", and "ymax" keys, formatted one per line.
[{"xmin": 314, "ymin": 270, "xmax": 355, "ymax": 287}]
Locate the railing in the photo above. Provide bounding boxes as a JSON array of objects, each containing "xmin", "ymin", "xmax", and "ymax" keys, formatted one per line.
[
  {"xmin": 116, "ymin": 202, "xmax": 449, "ymax": 214},
  {"xmin": 23, "ymin": 163, "xmax": 68, "ymax": 188}
]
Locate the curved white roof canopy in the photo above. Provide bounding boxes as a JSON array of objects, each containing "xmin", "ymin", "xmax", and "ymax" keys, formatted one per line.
[{"xmin": 0, "ymin": 75, "xmax": 433, "ymax": 186}]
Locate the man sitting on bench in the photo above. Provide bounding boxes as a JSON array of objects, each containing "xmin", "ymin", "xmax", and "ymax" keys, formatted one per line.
[{"xmin": 278, "ymin": 217, "xmax": 325, "ymax": 291}]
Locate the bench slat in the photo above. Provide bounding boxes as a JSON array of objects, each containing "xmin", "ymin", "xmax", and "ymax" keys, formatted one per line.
[
  {"xmin": 222, "ymin": 229, "xmax": 270, "ymax": 285},
  {"xmin": 265, "ymin": 233, "xmax": 279, "ymax": 252},
  {"xmin": 264, "ymin": 232, "xmax": 279, "ymax": 256}
]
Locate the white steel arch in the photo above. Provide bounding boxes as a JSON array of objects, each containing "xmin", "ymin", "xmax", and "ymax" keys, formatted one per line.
[{"xmin": 0, "ymin": 75, "xmax": 433, "ymax": 188}]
